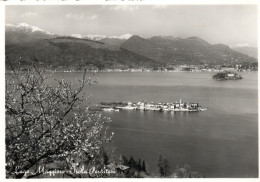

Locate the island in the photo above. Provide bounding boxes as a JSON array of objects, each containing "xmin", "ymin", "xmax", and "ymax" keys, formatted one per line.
[
  {"xmin": 93, "ymin": 99, "xmax": 207, "ymax": 112},
  {"xmin": 213, "ymin": 71, "xmax": 242, "ymax": 80}
]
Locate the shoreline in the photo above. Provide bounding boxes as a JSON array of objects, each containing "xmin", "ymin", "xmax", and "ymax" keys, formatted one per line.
[{"xmin": 5, "ymin": 70, "xmax": 258, "ymax": 74}]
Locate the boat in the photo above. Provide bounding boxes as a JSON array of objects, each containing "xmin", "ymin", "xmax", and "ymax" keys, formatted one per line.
[
  {"xmin": 103, "ymin": 108, "xmax": 114, "ymax": 112},
  {"xmin": 199, "ymin": 107, "xmax": 207, "ymax": 111},
  {"xmin": 121, "ymin": 106, "xmax": 137, "ymax": 110}
]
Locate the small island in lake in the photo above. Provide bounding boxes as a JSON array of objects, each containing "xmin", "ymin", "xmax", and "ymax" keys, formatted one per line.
[
  {"xmin": 94, "ymin": 99, "xmax": 207, "ymax": 112},
  {"xmin": 213, "ymin": 71, "xmax": 242, "ymax": 81}
]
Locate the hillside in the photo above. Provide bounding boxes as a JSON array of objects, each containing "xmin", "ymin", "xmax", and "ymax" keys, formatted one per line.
[
  {"xmin": 121, "ymin": 36, "xmax": 257, "ymax": 65},
  {"xmin": 232, "ymin": 47, "xmax": 258, "ymax": 59},
  {"xmin": 99, "ymin": 38, "xmax": 126, "ymax": 46},
  {"xmin": 5, "ymin": 37, "xmax": 160, "ymax": 70}
]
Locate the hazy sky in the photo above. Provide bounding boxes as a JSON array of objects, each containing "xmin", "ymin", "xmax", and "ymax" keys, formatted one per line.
[{"xmin": 5, "ymin": 5, "xmax": 258, "ymax": 47}]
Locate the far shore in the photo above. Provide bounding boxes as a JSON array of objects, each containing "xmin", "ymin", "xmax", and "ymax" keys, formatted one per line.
[{"xmin": 5, "ymin": 69, "xmax": 257, "ymax": 74}]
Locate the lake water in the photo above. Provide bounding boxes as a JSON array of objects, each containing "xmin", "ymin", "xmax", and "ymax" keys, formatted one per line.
[{"xmin": 47, "ymin": 71, "xmax": 258, "ymax": 178}]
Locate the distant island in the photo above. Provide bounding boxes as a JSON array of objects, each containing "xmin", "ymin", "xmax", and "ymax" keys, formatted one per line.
[
  {"xmin": 94, "ymin": 99, "xmax": 207, "ymax": 112},
  {"xmin": 213, "ymin": 71, "xmax": 242, "ymax": 80}
]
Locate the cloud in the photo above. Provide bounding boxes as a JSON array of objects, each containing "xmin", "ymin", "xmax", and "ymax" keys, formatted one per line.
[
  {"xmin": 88, "ymin": 15, "xmax": 98, "ymax": 20},
  {"xmin": 233, "ymin": 43, "xmax": 250, "ymax": 47},
  {"xmin": 22, "ymin": 12, "xmax": 37, "ymax": 17},
  {"xmin": 65, "ymin": 13, "xmax": 84, "ymax": 20},
  {"xmin": 109, "ymin": 5, "xmax": 139, "ymax": 11},
  {"xmin": 65, "ymin": 13, "xmax": 98, "ymax": 20}
]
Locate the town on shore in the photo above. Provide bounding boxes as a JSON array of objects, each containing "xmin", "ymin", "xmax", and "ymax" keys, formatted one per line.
[{"xmin": 43, "ymin": 63, "xmax": 257, "ymax": 73}]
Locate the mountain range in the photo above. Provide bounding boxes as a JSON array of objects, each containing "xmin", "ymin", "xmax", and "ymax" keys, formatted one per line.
[
  {"xmin": 5, "ymin": 23, "xmax": 257, "ymax": 70},
  {"xmin": 121, "ymin": 35, "xmax": 256, "ymax": 65},
  {"xmin": 5, "ymin": 23, "xmax": 132, "ymax": 45}
]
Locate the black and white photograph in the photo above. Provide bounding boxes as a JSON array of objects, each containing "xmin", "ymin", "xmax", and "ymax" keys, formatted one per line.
[{"xmin": 2, "ymin": 1, "xmax": 259, "ymax": 179}]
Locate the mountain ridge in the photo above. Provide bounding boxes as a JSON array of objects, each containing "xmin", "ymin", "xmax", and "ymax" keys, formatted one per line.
[
  {"xmin": 121, "ymin": 35, "xmax": 256, "ymax": 65},
  {"xmin": 5, "ymin": 37, "xmax": 160, "ymax": 70},
  {"xmin": 5, "ymin": 23, "xmax": 257, "ymax": 69}
]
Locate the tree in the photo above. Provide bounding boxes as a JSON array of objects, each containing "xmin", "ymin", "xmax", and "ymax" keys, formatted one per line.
[
  {"xmin": 172, "ymin": 164, "xmax": 203, "ymax": 178},
  {"xmin": 162, "ymin": 158, "xmax": 171, "ymax": 177},
  {"xmin": 5, "ymin": 57, "xmax": 113, "ymax": 178},
  {"xmin": 128, "ymin": 156, "xmax": 137, "ymax": 169},
  {"xmin": 121, "ymin": 155, "xmax": 129, "ymax": 166},
  {"xmin": 103, "ymin": 152, "xmax": 109, "ymax": 166},
  {"xmin": 137, "ymin": 159, "xmax": 142, "ymax": 172},
  {"xmin": 158, "ymin": 155, "xmax": 171, "ymax": 177},
  {"xmin": 158, "ymin": 155, "xmax": 163, "ymax": 176},
  {"xmin": 141, "ymin": 160, "xmax": 146, "ymax": 173}
]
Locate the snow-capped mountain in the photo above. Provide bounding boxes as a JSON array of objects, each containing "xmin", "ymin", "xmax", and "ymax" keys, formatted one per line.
[
  {"xmin": 70, "ymin": 34, "xmax": 83, "ymax": 39},
  {"xmin": 6, "ymin": 23, "xmax": 133, "ymax": 43},
  {"xmin": 82, "ymin": 34, "xmax": 133, "ymax": 41},
  {"xmin": 6, "ymin": 23, "xmax": 51, "ymax": 34},
  {"xmin": 5, "ymin": 23, "xmax": 135, "ymax": 46},
  {"xmin": 69, "ymin": 34, "xmax": 133, "ymax": 46},
  {"xmin": 83, "ymin": 34, "xmax": 107, "ymax": 40},
  {"xmin": 108, "ymin": 34, "xmax": 133, "ymax": 40},
  {"xmin": 97, "ymin": 34, "xmax": 134, "ymax": 46},
  {"xmin": 80, "ymin": 34, "xmax": 133, "ymax": 46},
  {"xmin": 5, "ymin": 23, "xmax": 55, "ymax": 45}
]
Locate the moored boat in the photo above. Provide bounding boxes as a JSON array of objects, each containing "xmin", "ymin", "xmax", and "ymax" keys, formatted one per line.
[{"xmin": 103, "ymin": 108, "xmax": 114, "ymax": 112}]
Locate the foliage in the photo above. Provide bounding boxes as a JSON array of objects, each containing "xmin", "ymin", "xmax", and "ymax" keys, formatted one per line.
[
  {"xmin": 213, "ymin": 71, "xmax": 242, "ymax": 80},
  {"xmin": 213, "ymin": 72, "xmax": 227, "ymax": 79},
  {"xmin": 240, "ymin": 62, "xmax": 258, "ymax": 71},
  {"xmin": 141, "ymin": 160, "xmax": 146, "ymax": 173},
  {"xmin": 120, "ymin": 155, "xmax": 147, "ymax": 177},
  {"xmin": 172, "ymin": 164, "xmax": 204, "ymax": 178},
  {"xmin": 5, "ymin": 57, "xmax": 113, "ymax": 178},
  {"xmin": 157, "ymin": 155, "xmax": 171, "ymax": 177},
  {"xmin": 157, "ymin": 155, "xmax": 203, "ymax": 178}
]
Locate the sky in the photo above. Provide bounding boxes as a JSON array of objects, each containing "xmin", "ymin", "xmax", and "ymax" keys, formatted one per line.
[{"xmin": 5, "ymin": 5, "xmax": 258, "ymax": 47}]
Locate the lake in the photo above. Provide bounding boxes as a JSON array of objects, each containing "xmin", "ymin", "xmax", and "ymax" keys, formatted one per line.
[{"xmin": 47, "ymin": 71, "xmax": 258, "ymax": 178}]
